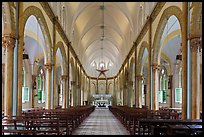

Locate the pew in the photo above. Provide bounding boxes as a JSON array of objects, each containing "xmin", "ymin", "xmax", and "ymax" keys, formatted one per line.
[
  {"xmin": 2, "ymin": 106, "xmax": 95, "ymax": 135},
  {"xmin": 109, "ymin": 105, "xmax": 202, "ymax": 135}
]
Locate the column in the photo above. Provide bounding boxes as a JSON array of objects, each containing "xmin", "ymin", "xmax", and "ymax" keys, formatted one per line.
[
  {"xmin": 190, "ymin": 37, "xmax": 201, "ymax": 119},
  {"xmin": 113, "ymin": 78, "xmax": 116, "ymax": 105},
  {"xmin": 31, "ymin": 75, "xmax": 37, "ymax": 108},
  {"xmin": 96, "ymin": 79, "xmax": 98, "ymax": 94},
  {"xmin": 3, "ymin": 34, "xmax": 15, "ymax": 117},
  {"xmin": 152, "ymin": 63, "xmax": 160, "ymax": 110},
  {"xmin": 2, "ymin": 64, "xmax": 5, "ymax": 112},
  {"xmin": 106, "ymin": 79, "xmax": 108, "ymax": 94},
  {"xmin": 168, "ymin": 75, "xmax": 173, "ymax": 108},
  {"xmin": 67, "ymin": 46, "xmax": 70, "ymax": 107},
  {"xmin": 61, "ymin": 75, "xmax": 67, "ymax": 108},
  {"xmin": 52, "ymin": 57, "xmax": 57, "ymax": 108},
  {"xmin": 148, "ymin": 17, "xmax": 152, "ymax": 110},
  {"xmin": 123, "ymin": 85, "xmax": 126, "ymax": 105},
  {"xmin": 88, "ymin": 78, "xmax": 91, "ymax": 105},
  {"xmin": 181, "ymin": 2, "xmax": 188, "ymax": 119},
  {"xmin": 76, "ymin": 84, "xmax": 81, "ymax": 106},
  {"xmin": 44, "ymin": 63, "xmax": 52, "ymax": 109},
  {"xmin": 200, "ymin": 52, "xmax": 202, "ymax": 114},
  {"xmin": 136, "ymin": 75, "xmax": 143, "ymax": 108},
  {"xmin": 71, "ymin": 81, "xmax": 76, "ymax": 106},
  {"xmin": 127, "ymin": 80, "xmax": 133, "ymax": 107},
  {"xmin": 134, "ymin": 43, "xmax": 137, "ymax": 107}
]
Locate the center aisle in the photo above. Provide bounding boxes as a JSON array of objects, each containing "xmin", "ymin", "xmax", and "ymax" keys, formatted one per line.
[{"xmin": 72, "ymin": 108, "xmax": 130, "ymax": 135}]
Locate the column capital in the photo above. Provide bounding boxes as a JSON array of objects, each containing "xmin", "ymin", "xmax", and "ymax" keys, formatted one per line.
[
  {"xmin": 61, "ymin": 75, "xmax": 68, "ymax": 80},
  {"xmin": 71, "ymin": 81, "xmax": 76, "ymax": 85},
  {"xmin": 32, "ymin": 75, "xmax": 37, "ymax": 79},
  {"xmin": 76, "ymin": 85, "xmax": 80, "ymax": 88},
  {"xmin": 151, "ymin": 63, "xmax": 160, "ymax": 71},
  {"xmin": 2, "ymin": 64, "xmax": 5, "ymax": 72},
  {"xmin": 129, "ymin": 81, "xmax": 133, "ymax": 86},
  {"xmin": 136, "ymin": 75, "xmax": 144, "ymax": 80},
  {"xmin": 168, "ymin": 75, "xmax": 173, "ymax": 78},
  {"xmin": 44, "ymin": 63, "xmax": 52, "ymax": 71},
  {"xmin": 2, "ymin": 34, "xmax": 16, "ymax": 49},
  {"xmin": 190, "ymin": 37, "xmax": 201, "ymax": 52}
]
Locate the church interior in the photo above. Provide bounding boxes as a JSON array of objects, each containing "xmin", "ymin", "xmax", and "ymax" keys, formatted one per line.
[{"xmin": 2, "ymin": 2, "xmax": 202, "ymax": 135}]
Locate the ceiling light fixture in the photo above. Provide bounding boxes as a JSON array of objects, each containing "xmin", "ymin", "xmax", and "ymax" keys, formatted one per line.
[{"xmin": 96, "ymin": 2, "xmax": 109, "ymax": 80}]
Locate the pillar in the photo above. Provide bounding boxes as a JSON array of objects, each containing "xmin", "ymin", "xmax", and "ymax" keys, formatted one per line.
[
  {"xmin": 52, "ymin": 57, "xmax": 57, "ymax": 108},
  {"xmin": 190, "ymin": 37, "xmax": 201, "ymax": 119},
  {"xmin": 127, "ymin": 80, "xmax": 133, "ymax": 107},
  {"xmin": 88, "ymin": 78, "xmax": 91, "ymax": 104},
  {"xmin": 106, "ymin": 79, "xmax": 108, "ymax": 94},
  {"xmin": 2, "ymin": 64, "xmax": 5, "ymax": 112},
  {"xmin": 148, "ymin": 17, "xmax": 152, "ymax": 110},
  {"xmin": 67, "ymin": 46, "xmax": 70, "ymax": 107},
  {"xmin": 17, "ymin": 2, "xmax": 24, "ymax": 116},
  {"xmin": 44, "ymin": 63, "xmax": 52, "ymax": 109},
  {"xmin": 134, "ymin": 43, "xmax": 137, "ymax": 107},
  {"xmin": 152, "ymin": 63, "xmax": 160, "ymax": 110},
  {"xmin": 96, "ymin": 79, "xmax": 98, "ymax": 94},
  {"xmin": 181, "ymin": 2, "xmax": 188, "ymax": 119},
  {"xmin": 31, "ymin": 75, "xmax": 37, "ymax": 108},
  {"xmin": 200, "ymin": 52, "xmax": 202, "ymax": 113},
  {"xmin": 2, "ymin": 34, "xmax": 15, "ymax": 117},
  {"xmin": 71, "ymin": 81, "xmax": 76, "ymax": 106},
  {"xmin": 76, "ymin": 84, "xmax": 81, "ymax": 106},
  {"xmin": 136, "ymin": 75, "xmax": 143, "ymax": 108},
  {"xmin": 113, "ymin": 78, "xmax": 116, "ymax": 105},
  {"xmin": 61, "ymin": 75, "xmax": 67, "ymax": 108},
  {"xmin": 168, "ymin": 75, "xmax": 173, "ymax": 108},
  {"xmin": 123, "ymin": 85, "xmax": 127, "ymax": 106}
]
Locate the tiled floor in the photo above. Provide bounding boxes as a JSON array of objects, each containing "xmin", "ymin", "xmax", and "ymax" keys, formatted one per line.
[{"xmin": 72, "ymin": 108, "xmax": 130, "ymax": 135}]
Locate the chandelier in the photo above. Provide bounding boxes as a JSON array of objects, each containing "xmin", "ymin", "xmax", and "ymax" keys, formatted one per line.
[{"xmin": 96, "ymin": 2, "xmax": 109, "ymax": 79}]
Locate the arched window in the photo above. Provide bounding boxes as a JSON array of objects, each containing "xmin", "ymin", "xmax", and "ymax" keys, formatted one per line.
[
  {"xmin": 141, "ymin": 79, "xmax": 145, "ymax": 105},
  {"xmin": 179, "ymin": 67, "xmax": 182, "ymax": 88},
  {"xmin": 22, "ymin": 67, "xmax": 29, "ymax": 103},
  {"xmin": 158, "ymin": 67, "xmax": 167, "ymax": 103},
  {"xmin": 37, "ymin": 68, "xmax": 45, "ymax": 103},
  {"xmin": 175, "ymin": 66, "xmax": 182, "ymax": 103}
]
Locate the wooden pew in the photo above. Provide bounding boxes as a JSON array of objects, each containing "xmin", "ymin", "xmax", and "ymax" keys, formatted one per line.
[
  {"xmin": 2, "ymin": 106, "xmax": 95, "ymax": 135},
  {"xmin": 137, "ymin": 119, "xmax": 202, "ymax": 135}
]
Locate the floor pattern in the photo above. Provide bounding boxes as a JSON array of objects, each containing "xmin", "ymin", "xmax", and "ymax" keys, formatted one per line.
[{"xmin": 72, "ymin": 108, "xmax": 130, "ymax": 135}]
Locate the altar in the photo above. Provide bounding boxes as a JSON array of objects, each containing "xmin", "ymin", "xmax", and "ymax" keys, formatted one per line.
[{"xmin": 92, "ymin": 94, "xmax": 112, "ymax": 108}]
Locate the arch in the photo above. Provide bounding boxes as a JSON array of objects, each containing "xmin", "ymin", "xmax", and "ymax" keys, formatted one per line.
[
  {"xmin": 22, "ymin": 6, "xmax": 52, "ymax": 63},
  {"xmin": 153, "ymin": 6, "xmax": 182, "ymax": 64},
  {"xmin": 91, "ymin": 82, "xmax": 97, "ymax": 94},
  {"xmin": 69, "ymin": 57, "xmax": 75, "ymax": 81},
  {"xmin": 55, "ymin": 41, "xmax": 67, "ymax": 75},
  {"xmin": 128, "ymin": 57, "xmax": 135, "ymax": 81},
  {"xmin": 137, "ymin": 41, "xmax": 149, "ymax": 75},
  {"xmin": 160, "ymin": 52, "xmax": 172, "ymax": 75}
]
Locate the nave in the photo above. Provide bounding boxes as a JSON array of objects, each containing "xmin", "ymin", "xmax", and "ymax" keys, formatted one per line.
[
  {"xmin": 2, "ymin": 2, "xmax": 202, "ymax": 136},
  {"xmin": 72, "ymin": 108, "xmax": 129, "ymax": 135}
]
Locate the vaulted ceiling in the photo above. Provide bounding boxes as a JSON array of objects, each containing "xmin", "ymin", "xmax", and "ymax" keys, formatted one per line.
[{"xmin": 64, "ymin": 2, "xmax": 156, "ymax": 77}]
